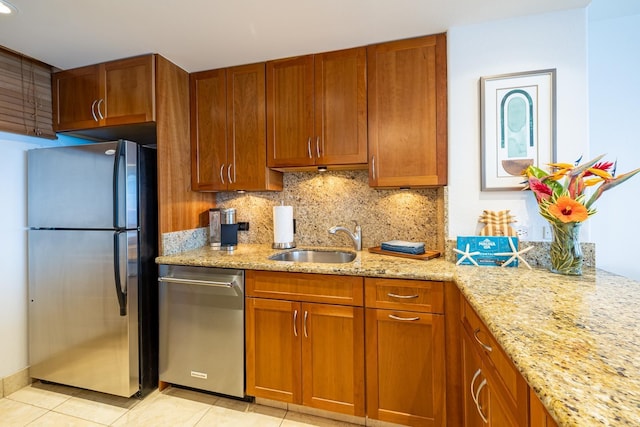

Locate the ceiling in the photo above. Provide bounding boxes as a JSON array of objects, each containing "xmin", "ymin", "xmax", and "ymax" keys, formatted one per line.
[{"xmin": 1, "ymin": 0, "xmax": 590, "ymax": 73}]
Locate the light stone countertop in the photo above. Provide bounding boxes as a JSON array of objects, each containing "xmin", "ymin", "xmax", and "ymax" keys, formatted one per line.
[{"xmin": 156, "ymin": 244, "xmax": 640, "ymax": 426}]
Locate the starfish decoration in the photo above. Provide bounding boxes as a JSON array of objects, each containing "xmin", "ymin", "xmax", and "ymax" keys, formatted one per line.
[
  {"xmin": 453, "ymin": 243, "xmax": 480, "ymax": 266},
  {"xmin": 495, "ymin": 237, "xmax": 533, "ymax": 269}
]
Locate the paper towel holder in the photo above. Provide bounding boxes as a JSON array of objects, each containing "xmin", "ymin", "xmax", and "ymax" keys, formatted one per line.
[
  {"xmin": 272, "ymin": 241, "xmax": 296, "ymax": 249},
  {"xmin": 272, "ymin": 218, "xmax": 296, "ymax": 249}
]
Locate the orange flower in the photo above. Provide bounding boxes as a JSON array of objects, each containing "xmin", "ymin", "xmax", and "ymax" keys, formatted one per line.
[{"xmin": 548, "ymin": 196, "xmax": 589, "ymax": 223}]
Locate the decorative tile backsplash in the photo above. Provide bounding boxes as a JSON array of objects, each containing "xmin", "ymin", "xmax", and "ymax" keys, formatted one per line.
[
  {"xmin": 216, "ymin": 170, "xmax": 446, "ymax": 251},
  {"xmin": 160, "ymin": 169, "xmax": 595, "ymax": 270}
]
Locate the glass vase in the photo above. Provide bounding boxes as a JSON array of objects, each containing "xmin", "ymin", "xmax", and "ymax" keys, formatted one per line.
[{"xmin": 548, "ymin": 221, "xmax": 583, "ymax": 275}]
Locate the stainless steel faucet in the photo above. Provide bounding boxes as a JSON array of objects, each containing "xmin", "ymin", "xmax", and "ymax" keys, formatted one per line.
[{"xmin": 328, "ymin": 221, "xmax": 362, "ymax": 251}]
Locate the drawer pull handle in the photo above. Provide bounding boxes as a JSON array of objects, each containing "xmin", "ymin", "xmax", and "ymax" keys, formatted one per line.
[
  {"xmin": 388, "ymin": 314, "xmax": 420, "ymax": 321},
  {"xmin": 293, "ymin": 309, "xmax": 298, "ymax": 337},
  {"xmin": 91, "ymin": 99, "xmax": 98, "ymax": 121},
  {"xmin": 307, "ymin": 137, "xmax": 312, "ymax": 158},
  {"xmin": 473, "ymin": 328, "xmax": 493, "ymax": 352},
  {"xmin": 303, "ymin": 310, "xmax": 309, "ymax": 337},
  {"xmin": 475, "ymin": 379, "xmax": 489, "ymax": 423},
  {"xmin": 387, "ymin": 292, "xmax": 419, "ymax": 299},
  {"xmin": 219, "ymin": 164, "xmax": 226, "ymax": 185}
]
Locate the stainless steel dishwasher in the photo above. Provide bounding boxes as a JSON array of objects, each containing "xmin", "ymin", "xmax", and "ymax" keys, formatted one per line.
[{"xmin": 158, "ymin": 265, "xmax": 245, "ymax": 397}]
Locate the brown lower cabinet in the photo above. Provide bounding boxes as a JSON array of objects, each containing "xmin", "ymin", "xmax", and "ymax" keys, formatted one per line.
[
  {"xmin": 246, "ymin": 271, "xmax": 557, "ymax": 427},
  {"xmin": 530, "ymin": 391, "xmax": 559, "ymax": 427},
  {"xmin": 365, "ymin": 278, "xmax": 447, "ymax": 426},
  {"xmin": 245, "ymin": 271, "xmax": 365, "ymax": 417},
  {"xmin": 461, "ymin": 298, "xmax": 529, "ymax": 426}
]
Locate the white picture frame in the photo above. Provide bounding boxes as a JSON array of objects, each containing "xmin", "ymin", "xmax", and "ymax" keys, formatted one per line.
[{"xmin": 480, "ymin": 69, "xmax": 556, "ymax": 191}]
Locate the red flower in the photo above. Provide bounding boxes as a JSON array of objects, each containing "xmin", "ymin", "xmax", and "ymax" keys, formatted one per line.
[{"xmin": 528, "ymin": 177, "xmax": 552, "ymax": 202}]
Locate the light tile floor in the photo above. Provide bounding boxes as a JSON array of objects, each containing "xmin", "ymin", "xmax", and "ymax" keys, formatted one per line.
[{"xmin": 0, "ymin": 382, "xmax": 360, "ymax": 426}]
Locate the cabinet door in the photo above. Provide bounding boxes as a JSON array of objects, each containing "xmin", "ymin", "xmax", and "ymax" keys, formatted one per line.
[
  {"xmin": 227, "ymin": 63, "xmax": 281, "ymax": 191},
  {"xmin": 266, "ymin": 55, "xmax": 315, "ymax": 167},
  {"xmin": 530, "ymin": 391, "xmax": 559, "ymax": 427},
  {"xmin": 462, "ymin": 330, "xmax": 489, "ymax": 427},
  {"xmin": 52, "ymin": 64, "xmax": 101, "ymax": 131},
  {"xmin": 302, "ymin": 303, "xmax": 365, "ymax": 417},
  {"xmin": 103, "ymin": 55, "xmax": 155, "ymax": 126},
  {"xmin": 190, "ymin": 68, "xmax": 227, "ymax": 191},
  {"xmin": 463, "ymin": 329, "xmax": 520, "ymax": 427},
  {"xmin": 314, "ymin": 47, "xmax": 367, "ymax": 166},
  {"xmin": 246, "ymin": 298, "xmax": 301, "ymax": 403},
  {"xmin": 366, "ymin": 308, "xmax": 446, "ymax": 426},
  {"xmin": 367, "ymin": 34, "xmax": 447, "ymax": 187}
]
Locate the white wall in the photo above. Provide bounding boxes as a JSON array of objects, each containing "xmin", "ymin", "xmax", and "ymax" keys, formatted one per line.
[
  {"xmin": 588, "ymin": 0, "xmax": 640, "ymax": 280},
  {"xmin": 447, "ymin": 9, "xmax": 589, "ymax": 241},
  {"xmin": 0, "ymin": 132, "xmax": 83, "ymax": 379}
]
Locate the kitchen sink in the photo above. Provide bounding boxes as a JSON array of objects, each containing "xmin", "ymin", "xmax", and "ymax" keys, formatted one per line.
[{"xmin": 269, "ymin": 249, "xmax": 356, "ymax": 263}]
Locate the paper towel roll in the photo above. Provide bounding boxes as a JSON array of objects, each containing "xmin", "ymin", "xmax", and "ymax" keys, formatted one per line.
[{"xmin": 273, "ymin": 206, "xmax": 294, "ymax": 244}]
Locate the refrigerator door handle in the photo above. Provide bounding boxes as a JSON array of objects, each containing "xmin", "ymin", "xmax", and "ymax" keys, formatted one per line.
[
  {"xmin": 113, "ymin": 230, "xmax": 127, "ymax": 316},
  {"xmin": 113, "ymin": 141, "xmax": 125, "ymax": 229}
]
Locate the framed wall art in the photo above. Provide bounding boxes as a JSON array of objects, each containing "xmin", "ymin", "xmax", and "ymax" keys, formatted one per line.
[{"xmin": 480, "ymin": 69, "xmax": 556, "ymax": 191}]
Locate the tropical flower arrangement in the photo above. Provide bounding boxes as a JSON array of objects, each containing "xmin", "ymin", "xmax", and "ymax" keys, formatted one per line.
[{"xmin": 523, "ymin": 154, "xmax": 640, "ymax": 275}]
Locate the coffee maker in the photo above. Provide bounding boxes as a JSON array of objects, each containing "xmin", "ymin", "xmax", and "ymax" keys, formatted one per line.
[{"xmin": 209, "ymin": 208, "xmax": 238, "ymax": 251}]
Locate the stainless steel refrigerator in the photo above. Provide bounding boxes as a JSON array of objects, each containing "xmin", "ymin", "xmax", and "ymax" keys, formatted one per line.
[{"xmin": 27, "ymin": 140, "xmax": 158, "ymax": 398}]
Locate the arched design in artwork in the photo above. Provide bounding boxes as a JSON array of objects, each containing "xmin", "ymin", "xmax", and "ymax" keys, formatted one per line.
[{"xmin": 500, "ymin": 89, "xmax": 534, "ymax": 158}]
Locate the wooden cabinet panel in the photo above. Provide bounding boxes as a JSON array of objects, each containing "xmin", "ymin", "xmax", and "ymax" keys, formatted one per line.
[
  {"xmin": 302, "ymin": 303, "xmax": 365, "ymax": 416},
  {"xmin": 190, "ymin": 63, "xmax": 282, "ymax": 192},
  {"xmin": 245, "ymin": 298, "xmax": 301, "ymax": 403},
  {"xmin": 53, "ymin": 55, "xmax": 155, "ymax": 132},
  {"xmin": 246, "ymin": 297, "xmax": 365, "ymax": 416},
  {"xmin": 246, "ymin": 271, "xmax": 365, "ymax": 417},
  {"xmin": 103, "ymin": 55, "xmax": 155, "ymax": 126},
  {"xmin": 227, "ymin": 63, "xmax": 282, "ymax": 191},
  {"xmin": 364, "ymin": 277, "xmax": 444, "ymax": 313},
  {"xmin": 367, "ymin": 34, "xmax": 447, "ymax": 187},
  {"xmin": 267, "ymin": 55, "xmax": 315, "ymax": 167},
  {"xmin": 366, "ymin": 308, "xmax": 446, "ymax": 426},
  {"xmin": 53, "ymin": 64, "xmax": 102, "ymax": 131},
  {"xmin": 462, "ymin": 299, "xmax": 527, "ymax": 414},
  {"xmin": 314, "ymin": 48, "xmax": 367, "ymax": 166},
  {"xmin": 246, "ymin": 270, "xmax": 363, "ymax": 306},
  {"xmin": 267, "ymin": 47, "xmax": 367, "ymax": 169},
  {"xmin": 461, "ymin": 299, "xmax": 529, "ymax": 426},
  {"xmin": 530, "ymin": 391, "xmax": 559, "ymax": 427},
  {"xmin": 190, "ymin": 68, "xmax": 227, "ymax": 191},
  {"xmin": 462, "ymin": 330, "xmax": 521, "ymax": 426}
]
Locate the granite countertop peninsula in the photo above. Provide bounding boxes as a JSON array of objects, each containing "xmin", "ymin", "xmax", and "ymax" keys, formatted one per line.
[{"xmin": 157, "ymin": 244, "xmax": 640, "ymax": 426}]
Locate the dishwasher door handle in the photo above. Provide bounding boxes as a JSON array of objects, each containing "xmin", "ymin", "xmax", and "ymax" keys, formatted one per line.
[{"xmin": 158, "ymin": 277, "xmax": 236, "ymax": 288}]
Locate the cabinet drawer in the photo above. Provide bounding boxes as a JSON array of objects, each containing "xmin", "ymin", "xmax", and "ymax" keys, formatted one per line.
[
  {"xmin": 462, "ymin": 299, "xmax": 526, "ymax": 413},
  {"xmin": 365, "ymin": 278, "xmax": 444, "ymax": 313},
  {"xmin": 246, "ymin": 270, "xmax": 363, "ymax": 306}
]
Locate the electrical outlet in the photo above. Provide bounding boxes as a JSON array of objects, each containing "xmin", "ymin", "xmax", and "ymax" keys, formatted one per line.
[
  {"xmin": 542, "ymin": 224, "xmax": 552, "ymax": 241},
  {"xmin": 515, "ymin": 226, "xmax": 528, "ymax": 239}
]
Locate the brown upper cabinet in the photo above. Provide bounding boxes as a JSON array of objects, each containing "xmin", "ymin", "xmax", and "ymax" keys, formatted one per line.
[
  {"xmin": 266, "ymin": 47, "xmax": 368, "ymax": 170},
  {"xmin": 52, "ymin": 55, "xmax": 155, "ymax": 132},
  {"xmin": 367, "ymin": 34, "xmax": 448, "ymax": 188},
  {"xmin": 190, "ymin": 63, "xmax": 282, "ymax": 192}
]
